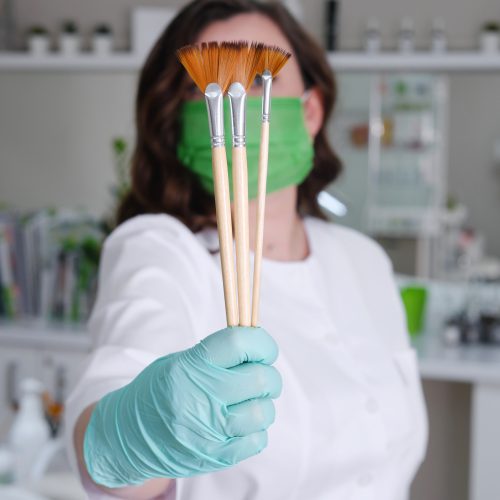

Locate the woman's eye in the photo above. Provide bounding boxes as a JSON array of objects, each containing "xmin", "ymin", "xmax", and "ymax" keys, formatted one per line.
[
  {"xmin": 252, "ymin": 75, "xmax": 263, "ymax": 88},
  {"xmin": 184, "ymin": 84, "xmax": 201, "ymax": 99}
]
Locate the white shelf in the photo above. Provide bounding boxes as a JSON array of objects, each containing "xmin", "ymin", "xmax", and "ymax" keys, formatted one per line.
[
  {"xmin": 1, "ymin": 51, "xmax": 500, "ymax": 73},
  {"xmin": 0, "ymin": 319, "xmax": 91, "ymax": 351},
  {"xmin": 0, "ymin": 52, "xmax": 142, "ymax": 72},
  {"xmin": 328, "ymin": 51, "xmax": 500, "ymax": 72}
]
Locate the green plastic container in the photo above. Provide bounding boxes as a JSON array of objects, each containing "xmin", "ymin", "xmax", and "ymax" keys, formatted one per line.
[{"xmin": 401, "ymin": 286, "xmax": 428, "ymax": 336}]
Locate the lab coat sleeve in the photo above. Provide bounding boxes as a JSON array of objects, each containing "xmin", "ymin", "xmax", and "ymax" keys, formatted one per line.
[{"xmin": 64, "ymin": 214, "xmax": 211, "ymax": 488}]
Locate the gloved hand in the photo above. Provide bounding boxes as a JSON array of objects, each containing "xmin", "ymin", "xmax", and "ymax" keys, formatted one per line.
[{"xmin": 83, "ymin": 326, "xmax": 282, "ymax": 488}]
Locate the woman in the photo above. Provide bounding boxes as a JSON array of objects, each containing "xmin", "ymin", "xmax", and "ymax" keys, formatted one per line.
[{"xmin": 66, "ymin": 1, "xmax": 428, "ymax": 499}]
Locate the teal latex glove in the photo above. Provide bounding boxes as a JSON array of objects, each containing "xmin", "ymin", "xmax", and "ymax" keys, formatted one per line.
[{"xmin": 83, "ymin": 326, "xmax": 282, "ymax": 488}]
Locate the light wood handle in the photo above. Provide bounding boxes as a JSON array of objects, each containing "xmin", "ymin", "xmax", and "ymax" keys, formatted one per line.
[
  {"xmin": 212, "ymin": 146, "xmax": 238, "ymax": 327},
  {"xmin": 232, "ymin": 146, "xmax": 251, "ymax": 326},
  {"xmin": 251, "ymin": 121, "xmax": 269, "ymax": 327}
]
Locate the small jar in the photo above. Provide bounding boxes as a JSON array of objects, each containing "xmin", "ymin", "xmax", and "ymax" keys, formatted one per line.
[
  {"xmin": 431, "ymin": 18, "xmax": 447, "ymax": 53},
  {"xmin": 59, "ymin": 21, "xmax": 81, "ymax": 56},
  {"xmin": 92, "ymin": 24, "xmax": 114, "ymax": 56},
  {"xmin": 364, "ymin": 18, "xmax": 381, "ymax": 53},
  {"xmin": 27, "ymin": 27, "xmax": 50, "ymax": 56},
  {"xmin": 398, "ymin": 17, "xmax": 415, "ymax": 53},
  {"xmin": 480, "ymin": 26, "xmax": 500, "ymax": 53}
]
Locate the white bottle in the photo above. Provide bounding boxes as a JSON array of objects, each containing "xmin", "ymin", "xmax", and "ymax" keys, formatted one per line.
[
  {"xmin": 364, "ymin": 18, "xmax": 381, "ymax": 53},
  {"xmin": 398, "ymin": 17, "xmax": 415, "ymax": 53},
  {"xmin": 431, "ymin": 18, "xmax": 447, "ymax": 53},
  {"xmin": 8, "ymin": 378, "xmax": 51, "ymax": 484},
  {"xmin": 0, "ymin": 446, "xmax": 15, "ymax": 485}
]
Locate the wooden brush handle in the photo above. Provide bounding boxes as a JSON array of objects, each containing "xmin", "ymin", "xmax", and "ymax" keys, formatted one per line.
[
  {"xmin": 251, "ymin": 121, "xmax": 269, "ymax": 327},
  {"xmin": 212, "ymin": 146, "xmax": 238, "ymax": 327},
  {"xmin": 232, "ymin": 146, "xmax": 251, "ymax": 326}
]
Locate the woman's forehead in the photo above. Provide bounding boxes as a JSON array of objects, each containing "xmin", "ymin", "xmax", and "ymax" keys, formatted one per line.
[{"xmin": 195, "ymin": 12, "xmax": 293, "ymax": 53}]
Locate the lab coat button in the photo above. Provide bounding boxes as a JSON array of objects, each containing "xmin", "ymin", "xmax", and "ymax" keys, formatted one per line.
[
  {"xmin": 358, "ymin": 473, "xmax": 372, "ymax": 487},
  {"xmin": 365, "ymin": 398, "xmax": 379, "ymax": 414}
]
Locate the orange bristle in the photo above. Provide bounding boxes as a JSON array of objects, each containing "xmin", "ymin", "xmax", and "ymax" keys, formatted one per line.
[
  {"xmin": 201, "ymin": 41, "xmax": 219, "ymax": 87},
  {"xmin": 176, "ymin": 44, "xmax": 206, "ymax": 92},
  {"xmin": 177, "ymin": 41, "xmax": 238, "ymax": 93},
  {"xmin": 247, "ymin": 42, "xmax": 265, "ymax": 85},
  {"xmin": 218, "ymin": 42, "xmax": 240, "ymax": 93},
  {"xmin": 229, "ymin": 41, "xmax": 249, "ymax": 88},
  {"xmin": 229, "ymin": 41, "xmax": 264, "ymax": 91},
  {"xmin": 258, "ymin": 45, "xmax": 291, "ymax": 76}
]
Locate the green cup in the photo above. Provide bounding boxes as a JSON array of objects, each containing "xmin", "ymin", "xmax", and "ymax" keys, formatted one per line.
[{"xmin": 400, "ymin": 286, "xmax": 428, "ymax": 336}]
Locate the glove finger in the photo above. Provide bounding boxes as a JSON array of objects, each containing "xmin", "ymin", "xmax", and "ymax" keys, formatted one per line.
[
  {"xmin": 196, "ymin": 326, "xmax": 279, "ymax": 368},
  {"xmin": 221, "ymin": 363, "xmax": 282, "ymax": 406},
  {"xmin": 215, "ymin": 430, "xmax": 268, "ymax": 466},
  {"xmin": 224, "ymin": 398, "xmax": 276, "ymax": 437}
]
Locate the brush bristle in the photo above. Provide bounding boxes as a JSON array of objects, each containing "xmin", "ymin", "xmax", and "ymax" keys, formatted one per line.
[
  {"xmin": 229, "ymin": 41, "xmax": 249, "ymax": 89},
  {"xmin": 218, "ymin": 42, "xmax": 240, "ymax": 92},
  {"xmin": 201, "ymin": 41, "xmax": 220, "ymax": 87},
  {"xmin": 177, "ymin": 41, "xmax": 281, "ymax": 93},
  {"xmin": 227, "ymin": 41, "xmax": 264, "ymax": 91},
  {"xmin": 247, "ymin": 42, "xmax": 265, "ymax": 88},
  {"xmin": 177, "ymin": 44, "xmax": 206, "ymax": 92},
  {"xmin": 257, "ymin": 45, "xmax": 291, "ymax": 76}
]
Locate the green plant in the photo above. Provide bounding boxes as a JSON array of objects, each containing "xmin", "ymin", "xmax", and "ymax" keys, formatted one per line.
[
  {"xmin": 61, "ymin": 20, "xmax": 79, "ymax": 34},
  {"xmin": 28, "ymin": 25, "xmax": 48, "ymax": 36},
  {"xmin": 94, "ymin": 23, "xmax": 112, "ymax": 36},
  {"xmin": 482, "ymin": 22, "xmax": 500, "ymax": 32},
  {"xmin": 112, "ymin": 137, "xmax": 131, "ymax": 201},
  {"xmin": 58, "ymin": 234, "xmax": 102, "ymax": 323},
  {"xmin": 100, "ymin": 137, "xmax": 131, "ymax": 235}
]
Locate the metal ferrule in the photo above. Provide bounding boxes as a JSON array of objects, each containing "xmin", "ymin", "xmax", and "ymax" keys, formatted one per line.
[
  {"xmin": 261, "ymin": 70, "xmax": 273, "ymax": 123},
  {"xmin": 204, "ymin": 83, "xmax": 224, "ymax": 148},
  {"xmin": 228, "ymin": 82, "xmax": 247, "ymax": 148}
]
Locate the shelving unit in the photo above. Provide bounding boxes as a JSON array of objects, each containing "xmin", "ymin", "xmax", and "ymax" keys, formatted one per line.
[
  {"xmin": 0, "ymin": 320, "xmax": 90, "ymax": 351},
  {"xmin": 328, "ymin": 51, "xmax": 500, "ymax": 72},
  {"xmin": 1, "ymin": 50, "xmax": 500, "ymax": 73},
  {"xmin": 0, "ymin": 52, "xmax": 142, "ymax": 72}
]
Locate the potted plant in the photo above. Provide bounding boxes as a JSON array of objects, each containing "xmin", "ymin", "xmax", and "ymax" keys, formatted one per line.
[
  {"xmin": 59, "ymin": 20, "xmax": 80, "ymax": 55},
  {"xmin": 27, "ymin": 25, "xmax": 50, "ymax": 55},
  {"xmin": 480, "ymin": 22, "xmax": 500, "ymax": 52},
  {"xmin": 92, "ymin": 23, "xmax": 113, "ymax": 56}
]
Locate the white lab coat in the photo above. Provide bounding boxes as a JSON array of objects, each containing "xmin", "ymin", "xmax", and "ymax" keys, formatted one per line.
[{"xmin": 65, "ymin": 213, "xmax": 428, "ymax": 500}]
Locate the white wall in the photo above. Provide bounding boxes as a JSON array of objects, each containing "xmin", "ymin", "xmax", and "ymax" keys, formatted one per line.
[
  {"xmin": 0, "ymin": 72, "xmax": 137, "ymax": 218},
  {"xmin": 302, "ymin": 0, "xmax": 500, "ymax": 50},
  {"xmin": 1, "ymin": 2, "xmax": 496, "ymax": 499},
  {"xmin": 2, "ymin": 0, "xmax": 499, "ymax": 253},
  {"xmin": 11, "ymin": 0, "xmax": 188, "ymax": 50}
]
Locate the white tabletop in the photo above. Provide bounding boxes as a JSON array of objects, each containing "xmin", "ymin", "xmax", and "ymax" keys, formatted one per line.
[
  {"xmin": 2, "ymin": 321, "xmax": 500, "ymax": 384},
  {"xmin": 413, "ymin": 333, "xmax": 500, "ymax": 384}
]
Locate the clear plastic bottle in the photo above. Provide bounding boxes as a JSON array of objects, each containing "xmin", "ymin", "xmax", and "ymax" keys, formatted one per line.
[
  {"xmin": 0, "ymin": 445, "xmax": 15, "ymax": 485},
  {"xmin": 8, "ymin": 378, "xmax": 51, "ymax": 484}
]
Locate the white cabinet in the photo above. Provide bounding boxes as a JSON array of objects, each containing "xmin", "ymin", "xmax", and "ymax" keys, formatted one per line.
[
  {"xmin": 0, "ymin": 346, "xmax": 39, "ymax": 430},
  {"xmin": 0, "ymin": 322, "xmax": 90, "ymax": 437}
]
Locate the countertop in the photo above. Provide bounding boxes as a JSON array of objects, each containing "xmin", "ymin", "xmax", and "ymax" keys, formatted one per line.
[
  {"xmin": 2, "ymin": 321, "xmax": 500, "ymax": 384},
  {"xmin": 413, "ymin": 333, "xmax": 500, "ymax": 384}
]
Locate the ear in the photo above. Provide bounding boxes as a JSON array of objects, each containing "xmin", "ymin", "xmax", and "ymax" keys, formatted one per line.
[{"xmin": 303, "ymin": 87, "xmax": 324, "ymax": 138}]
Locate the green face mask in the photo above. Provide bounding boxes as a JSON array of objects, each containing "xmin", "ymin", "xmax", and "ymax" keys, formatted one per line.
[{"xmin": 177, "ymin": 96, "xmax": 314, "ymax": 199}]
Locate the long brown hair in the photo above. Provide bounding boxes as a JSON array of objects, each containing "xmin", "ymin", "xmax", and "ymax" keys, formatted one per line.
[{"xmin": 116, "ymin": 0, "xmax": 342, "ymax": 231}]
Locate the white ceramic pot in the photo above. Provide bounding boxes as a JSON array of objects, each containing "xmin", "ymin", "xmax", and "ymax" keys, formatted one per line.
[
  {"xmin": 59, "ymin": 34, "xmax": 81, "ymax": 55},
  {"xmin": 480, "ymin": 32, "xmax": 499, "ymax": 53},
  {"xmin": 92, "ymin": 35, "xmax": 113, "ymax": 56},
  {"xmin": 27, "ymin": 35, "xmax": 50, "ymax": 56}
]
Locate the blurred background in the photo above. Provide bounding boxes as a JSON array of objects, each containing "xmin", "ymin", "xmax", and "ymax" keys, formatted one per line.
[{"xmin": 1, "ymin": 1, "xmax": 500, "ymax": 499}]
